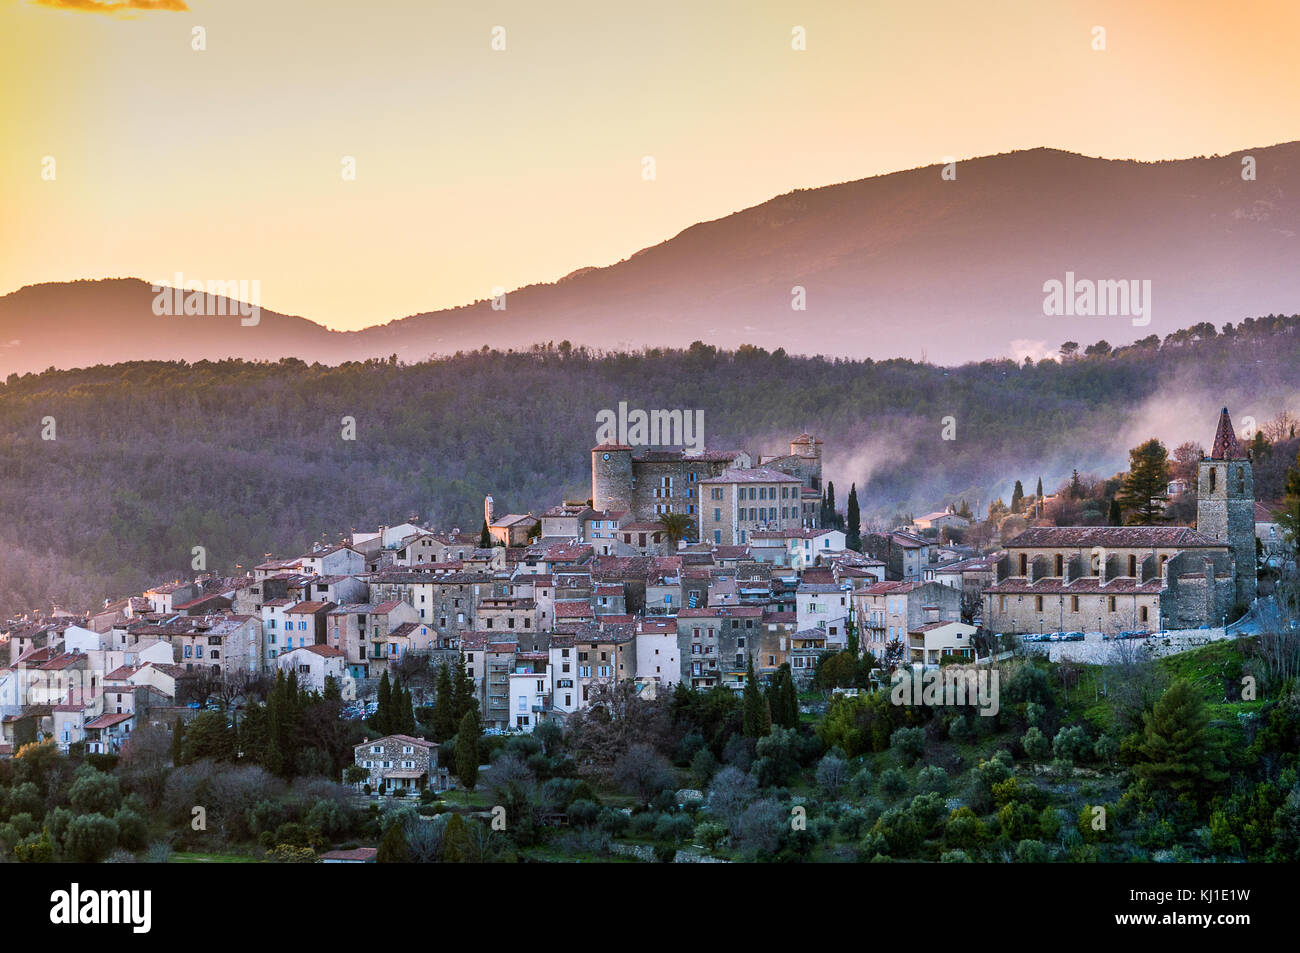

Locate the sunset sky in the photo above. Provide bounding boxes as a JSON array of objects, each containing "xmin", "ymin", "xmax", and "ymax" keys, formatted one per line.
[{"xmin": 3, "ymin": 0, "xmax": 1298, "ymax": 330}]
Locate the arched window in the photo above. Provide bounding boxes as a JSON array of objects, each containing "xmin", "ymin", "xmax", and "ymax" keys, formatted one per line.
[{"xmin": 1209, "ymin": 468, "xmax": 1217, "ymax": 493}]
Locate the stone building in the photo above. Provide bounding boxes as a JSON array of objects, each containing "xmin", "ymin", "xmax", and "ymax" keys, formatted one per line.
[
  {"xmin": 353, "ymin": 734, "xmax": 441, "ymax": 795},
  {"xmin": 699, "ymin": 468, "xmax": 804, "ymax": 546},
  {"xmin": 983, "ymin": 409, "xmax": 1256, "ymax": 636},
  {"xmin": 590, "ymin": 434, "xmax": 825, "ymax": 530},
  {"xmin": 1196, "ymin": 407, "xmax": 1257, "ymax": 607}
]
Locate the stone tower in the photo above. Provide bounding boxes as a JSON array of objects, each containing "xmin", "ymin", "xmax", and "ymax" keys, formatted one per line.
[
  {"xmin": 1196, "ymin": 407, "xmax": 1255, "ymax": 607},
  {"xmin": 591, "ymin": 443, "xmax": 635, "ymax": 514}
]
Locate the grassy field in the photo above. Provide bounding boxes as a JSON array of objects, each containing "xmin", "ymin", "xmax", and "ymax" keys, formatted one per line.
[{"xmin": 170, "ymin": 851, "xmax": 260, "ymax": 863}]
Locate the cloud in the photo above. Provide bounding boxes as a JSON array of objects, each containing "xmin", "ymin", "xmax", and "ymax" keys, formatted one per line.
[{"xmin": 34, "ymin": 0, "xmax": 188, "ymax": 14}]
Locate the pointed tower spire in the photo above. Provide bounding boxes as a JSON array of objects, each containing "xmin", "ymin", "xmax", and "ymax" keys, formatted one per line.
[{"xmin": 1209, "ymin": 407, "xmax": 1244, "ymax": 460}]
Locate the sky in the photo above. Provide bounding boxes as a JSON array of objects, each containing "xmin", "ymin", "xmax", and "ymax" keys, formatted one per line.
[{"xmin": 2, "ymin": 0, "xmax": 1299, "ymax": 330}]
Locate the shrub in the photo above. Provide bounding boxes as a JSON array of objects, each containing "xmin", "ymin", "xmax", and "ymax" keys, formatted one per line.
[
  {"xmin": 265, "ymin": 844, "xmax": 318, "ymax": 863},
  {"xmin": 65, "ymin": 814, "xmax": 119, "ymax": 863},
  {"xmin": 68, "ymin": 768, "xmax": 122, "ymax": 816},
  {"xmin": 567, "ymin": 799, "xmax": 599, "ymax": 828},
  {"xmin": 1015, "ymin": 839, "xmax": 1050, "ymax": 863},
  {"xmin": 693, "ymin": 821, "xmax": 725, "ymax": 850},
  {"xmin": 816, "ymin": 754, "xmax": 850, "ymax": 796},
  {"xmin": 597, "ymin": 807, "xmax": 630, "ymax": 835},
  {"xmin": 944, "ymin": 807, "xmax": 985, "ymax": 849},
  {"xmin": 654, "ymin": 813, "xmax": 694, "ymax": 843},
  {"xmin": 916, "ymin": 765, "xmax": 948, "ymax": 796},
  {"xmin": 1053, "ymin": 725, "xmax": 1092, "ymax": 763},
  {"xmin": 878, "ymin": 767, "xmax": 909, "ymax": 801},
  {"xmin": 114, "ymin": 809, "xmax": 148, "ymax": 850},
  {"xmin": 849, "ymin": 766, "xmax": 874, "ymax": 798},
  {"xmin": 733, "ymin": 798, "xmax": 785, "ymax": 857},
  {"xmin": 890, "ymin": 727, "xmax": 925, "ymax": 766}
]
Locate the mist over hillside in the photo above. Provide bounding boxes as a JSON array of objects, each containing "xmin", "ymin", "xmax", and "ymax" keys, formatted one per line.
[{"xmin": 2, "ymin": 315, "xmax": 1299, "ymax": 618}]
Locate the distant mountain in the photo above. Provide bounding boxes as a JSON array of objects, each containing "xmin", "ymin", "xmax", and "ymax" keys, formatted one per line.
[{"xmin": 4, "ymin": 143, "xmax": 1300, "ymax": 374}]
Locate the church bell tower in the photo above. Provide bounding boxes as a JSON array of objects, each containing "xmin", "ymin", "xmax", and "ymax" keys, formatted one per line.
[{"xmin": 1196, "ymin": 407, "xmax": 1256, "ymax": 607}]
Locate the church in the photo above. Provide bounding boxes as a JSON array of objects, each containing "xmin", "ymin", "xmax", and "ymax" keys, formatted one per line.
[{"xmin": 984, "ymin": 408, "xmax": 1256, "ymax": 636}]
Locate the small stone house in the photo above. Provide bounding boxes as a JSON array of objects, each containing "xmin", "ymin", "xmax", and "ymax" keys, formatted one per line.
[{"xmin": 352, "ymin": 734, "xmax": 445, "ymax": 795}]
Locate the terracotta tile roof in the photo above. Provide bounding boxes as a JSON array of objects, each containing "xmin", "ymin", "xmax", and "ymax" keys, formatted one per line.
[
  {"xmin": 986, "ymin": 576, "xmax": 1163, "ymax": 595},
  {"xmin": 354, "ymin": 734, "xmax": 433, "ymax": 749},
  {"xmin": 320, "ymin": 848, "xmax": 378, "ymax": 862},
  {"xmin": 286, "ymin": 601, "xmax": 336, "ymax": 614},
  {"xmin": 37, "ymin": 652, "xmax": 86, "ymax": 671},
  {"xmin": 699, "ymin": 467, "xmax": 800, "ymax": 484},
  {"xmin": 1005, "ymin": 526, "xmax": 1221, "ymax": 549},
  {"xmin": 84, "ymin": 712, "xmax": 133, "ymax": 730}
]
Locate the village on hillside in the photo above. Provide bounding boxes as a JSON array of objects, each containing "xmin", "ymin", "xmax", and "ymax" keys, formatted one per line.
[{"xmin": 1, "ymin": 406, "xmax": 1297, "ymax": 864}]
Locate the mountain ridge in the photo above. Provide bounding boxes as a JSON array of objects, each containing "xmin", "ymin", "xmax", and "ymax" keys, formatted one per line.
[{"xmin": 4, "ymin": 142, "xmax": 1299, "ymax": 375}]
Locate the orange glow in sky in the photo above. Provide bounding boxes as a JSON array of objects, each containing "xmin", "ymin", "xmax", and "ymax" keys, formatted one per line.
[{"xmin": 3, "ymin": 0, "xmax": 1298, "ymax": 328}]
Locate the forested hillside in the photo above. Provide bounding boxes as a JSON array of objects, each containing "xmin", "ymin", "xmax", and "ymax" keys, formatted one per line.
[{"xmin": 1, "ymin": 314, "xmax": 1299, "ymax": 616}]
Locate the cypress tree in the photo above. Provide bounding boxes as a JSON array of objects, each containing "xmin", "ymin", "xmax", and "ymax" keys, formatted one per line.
[
  {"xmin": 479, "ymin": 520, "xmax": 491, "ymax": 548},
  {"xmin": 374, "ymin": 671, "xmax": 392, "ymax": 736},
  {"xmin": 451, "ymin": 653, "xmax": 476, "ymax": 723},
  {"xmin": 456, "ymin": 708, "xmax": 481, "ymax": 794},
  {"xmin": 780, "ymin": 665, "xmax": 799, "ymax": 727},
  {"xmin": 742, "ymin": 654, "xmax": 771, "ymax": 738},
  {"xmin": 377, "ymin": 819, "xmax": 411, "ymax": 863},
  {"xmin": 443, "ymin": 813, "xmax": 468, "ymax": 862},
  {"xmin": 1011, "ymin": 480, "xmax": 1025, "ymax": 514},
  {"xmin": 391, "ymin": 674, "xmax": 405, "ymax": 732},
  {"xmin": 1108, "ymin": 497, "xmax": 1123, "ymax": 525},
  {"xmin": 1036, "ymin": 476, "xmax": 1044, "ymax": 499},
  {"xmin": 171, "ymin": 717, "xmax": 185, "ymax": 766},
  {"xmin": 433, "ymin": 661, "xmax": 456, "ymax": 741},
  {"xmin": 240, "ymin": 702, "xmax": 270, "ymax": 768},
  {"xmin": 846, "ymin": 483, "xmax": 862, "ymax": 551}
]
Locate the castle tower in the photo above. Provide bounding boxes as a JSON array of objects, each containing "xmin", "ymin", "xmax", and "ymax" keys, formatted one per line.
[
  {"xmin": 1196, "ymin": 407, "xmax": 1255, "ymax": 608},
  {"xmin": 789, "ymin": 433, "xmax": 824, "ymax": 492},
  {"xmin": 591, "ymin": 443, "xmax": 635, "ymax": 514},
  {"xmin": 484, "ymin": 495, "xmax": 495, "ymax": 526}
]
